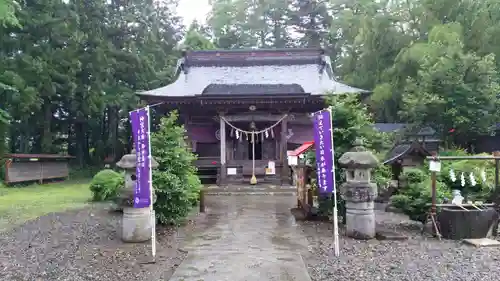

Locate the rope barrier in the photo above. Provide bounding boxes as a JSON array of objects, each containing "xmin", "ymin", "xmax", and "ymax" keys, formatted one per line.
[
  {"xmin": 220, "ymin": 114, "xmax": 288, "ymax": 135},
  {"xmin": 219, "ymin": 114, "xmax": 287, "ymax": 184}
]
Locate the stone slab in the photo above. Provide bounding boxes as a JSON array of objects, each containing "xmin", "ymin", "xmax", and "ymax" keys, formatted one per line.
[
  {"xmin": 168, "ymin": 195, "xmax": 312, "ymax": 281},
  {"xmin": 376, "ymin": 230, "xmax": 408, "ymax": 241},
  {"xmin": 169, "ymin": 249, "xmax": 312, "ymax": 281},
  {"xmin": 462, "ymin": 238, "xmax": 500, "ymax": 247},
  {"xmin": 204, "ymin": 191, "xmax": 297, "ymax": 196}
]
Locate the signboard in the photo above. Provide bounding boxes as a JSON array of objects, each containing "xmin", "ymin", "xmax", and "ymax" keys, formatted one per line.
[
  {"xmin": 130, "ymin": 107, "xmax": 152, "ymax": 208},
  {"xmin": 312, "ymin": 109, "xmax": 335, "ymax": 194},
  {"xmin": 266, "ymin": 161, "xmax": 276, "ymax": 175},
  {"xmin": 429, "ymin": 160, "xmax": 441, "ymax": 172}
]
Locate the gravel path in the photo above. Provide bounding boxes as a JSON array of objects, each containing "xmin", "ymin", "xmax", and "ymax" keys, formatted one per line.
[
  {"xmin": 300, "ymin": 210, "xmax": 500, "ymax": 281},
  {"xmin": 0, "ymin": 204, "xmax": 205, "ymax": 281}
]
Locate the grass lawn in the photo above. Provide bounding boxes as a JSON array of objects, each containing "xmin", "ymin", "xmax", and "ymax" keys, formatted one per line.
[{"xmin": 0, "ymin": 181, "xmax": 92, "ymax": 231}]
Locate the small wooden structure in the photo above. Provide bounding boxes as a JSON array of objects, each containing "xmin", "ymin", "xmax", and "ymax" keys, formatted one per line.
[
  {"xmin": 3, "ymin": 154, "xmax": 74, "ymax": 184},
  {"xmin": 377, "ymin": 142, "xmax": 431, "ymax": 202},
  {"xmin": 288, "ymin": 141, "xmax": 314, "ymax": 214},
  {"xmin": 383, "ymin": 141, "xmax": 432, "ymax": 182}
]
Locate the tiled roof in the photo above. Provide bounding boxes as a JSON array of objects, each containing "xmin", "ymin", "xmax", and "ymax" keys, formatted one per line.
[
  {"xmin": 382, "ymin": 144, "xmax": 412, "ymax": 164},
  {"xmin": 137, "ymin": 48, "xmax": 367, "ymax": 98},
  {"xmin": 184, "ymin": 48, "xmax": 324, "ymax": 67}
]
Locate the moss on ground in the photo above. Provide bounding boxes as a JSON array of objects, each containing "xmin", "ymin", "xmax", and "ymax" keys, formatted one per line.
[{"xmin": 0, "ymin": 181, "xmax": 92, "ymax": 231}]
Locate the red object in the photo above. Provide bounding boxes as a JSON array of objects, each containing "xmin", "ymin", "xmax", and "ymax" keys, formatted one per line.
[
  {"xmin": 290, "ymin": 141, "xmax": 315, "ymax": 157},
  {"xmin": 211, "ymin": 161, "xmax": 217, "ymax": 165},
  {"xmin": 448, "ymin": 128, "xmax": 456, "ymax": 133}
]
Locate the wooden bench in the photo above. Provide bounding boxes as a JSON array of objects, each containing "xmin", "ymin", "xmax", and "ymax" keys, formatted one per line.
[{"xmin": 4, "ymin": 154, "xmax": 74, "ymax": 184}]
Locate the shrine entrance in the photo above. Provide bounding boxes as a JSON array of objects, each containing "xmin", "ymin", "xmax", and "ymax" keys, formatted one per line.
[
  {"xmin": 229, "ymin": 121, "xmax": 279, "ymax": 163},
  {"xmin": 248, "ymin": 137, "xmax": 262, "ymax": 160}
]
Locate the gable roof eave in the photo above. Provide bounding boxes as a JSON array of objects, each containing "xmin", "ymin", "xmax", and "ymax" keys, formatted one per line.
[{"xmin": 382, "ymin": 141, "xmax": 431, "ymax": 165}]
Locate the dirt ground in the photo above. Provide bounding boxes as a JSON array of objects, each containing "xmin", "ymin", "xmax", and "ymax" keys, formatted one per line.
[
  {"xmin": 0, "ymin": 203, "xmax": 207, "ymax": 281},
  {"xmin": 299, "ymin": 210, "xmax": 500, "ymax": 281}
]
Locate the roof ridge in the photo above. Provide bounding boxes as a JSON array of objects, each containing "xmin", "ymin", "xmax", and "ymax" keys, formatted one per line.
[{"xmin": 184, "ymin": 47, "xmax": 325, "ymax": 54}]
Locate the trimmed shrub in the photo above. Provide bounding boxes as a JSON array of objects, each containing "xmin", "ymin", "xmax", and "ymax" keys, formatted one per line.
[
  {"xmin": 373, "ymin": 164, "xmax": 392, "ymax": 190},
  {"xmin": 391, "ymin": 176, "xmax": 451, "ymax": 224},
  {"xmin": 400, "ymin": 168, "xmax": 426, "ymax": 185},
  {"xmin": 151, "ymin": 111, "xmax": 201, "ymax": 225},
  {"xmin": 89, "ymin": 169, "xmax": 124, "ymax": 201}
]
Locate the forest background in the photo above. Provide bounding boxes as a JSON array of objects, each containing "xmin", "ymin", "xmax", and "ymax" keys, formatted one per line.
[{"xmin": 0, "ymin": 0, "xmax": 499, "ymax": 173}]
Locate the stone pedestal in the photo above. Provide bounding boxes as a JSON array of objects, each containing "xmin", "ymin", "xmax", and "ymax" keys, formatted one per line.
[
  {"xmin": 122, "ymin": 207, "xmax": 154, "ymax": 242},
  {"xmin": 343, "ymin": 184, "xmax": 377, "ymax": 239},
  {"xmin": 339, "ymin": 139, "xmax": 379, "ymax": 240}
]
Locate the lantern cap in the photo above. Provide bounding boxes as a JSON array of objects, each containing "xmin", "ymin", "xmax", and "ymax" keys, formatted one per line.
[
  {"xmin": 338, "ymin": 138, "xmax": 378, "ymax": 168},
  {"xmin": 116, "ymin": 149, "xmax": 159, "ymax": 169}
]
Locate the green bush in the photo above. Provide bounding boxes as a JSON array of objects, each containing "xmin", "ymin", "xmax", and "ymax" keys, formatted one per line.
[
  {"xmin": 401, "ymin": 168, "xmax": 427, "ymax": 184},
  {"xmin": 152, "ymin": 111, "xmax": 201, "ymax": 225},
  {"xmin": 391, "ymin": 176, "xmax": 452, "ymax": 224},
  {"xmin": 373, "ymin": 164, "xmax": 392, "ymax": 191},
  {"xmin": 438, "ymin": 154, "xmax": 495, "ymax": 202},
  {"xmin": 89, "ymin": 169, "xmax": 124, "ymax": 201},
  {"xmin": 186, "ymin": 173, "xmax": 202, "ymax": 206}
]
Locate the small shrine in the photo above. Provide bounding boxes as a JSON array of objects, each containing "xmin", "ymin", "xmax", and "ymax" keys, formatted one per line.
[{"xmin": 383, "ymin": 141, "xmax": 432, "ymax": 185}]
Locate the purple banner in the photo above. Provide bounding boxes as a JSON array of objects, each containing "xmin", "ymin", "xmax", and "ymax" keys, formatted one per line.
[
  {"xmin": 130, "ymin": 107, "xmax": 152, "ymax": 208},
  {"xmin": 313, "ymin": 109, "xmax": 336, "ymax": 193}
]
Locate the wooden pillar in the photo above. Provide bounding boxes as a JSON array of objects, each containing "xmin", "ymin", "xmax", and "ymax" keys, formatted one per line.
[
  {"xmin": 493, "ymin": 152, "xmax": 500, "ymax": 236},
  {"xmin": 280, "ymin": 114, "xmax": 289, "ymax": 185},
  {"xmin": 219, "ymin": 113, "xmax": 227, "ymax": 186}
]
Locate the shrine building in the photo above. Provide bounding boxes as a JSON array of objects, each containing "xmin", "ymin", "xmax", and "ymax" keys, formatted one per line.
[{"xmin": 137, "ymin": 48, "xmax": 367, "ymax": 186}]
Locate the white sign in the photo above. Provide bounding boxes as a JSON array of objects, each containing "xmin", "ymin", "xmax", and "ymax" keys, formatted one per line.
[
  {"xmin": 429, "ymin": 160, "xmax": 441, "ymax": 172},
  {"xmin": 227, "ymin": 167, "xmax": 237, "ymax": 175},
  {"xmin": 288, "ymin": 155, "xmax": 298, "ymax": 166},
  {"xmin": 266, "ymin": 161, "xmax": 276, "ymax": 175}
]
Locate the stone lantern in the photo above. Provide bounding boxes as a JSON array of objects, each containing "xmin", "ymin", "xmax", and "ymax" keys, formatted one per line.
[
  {"xmin": 338, "ymin": 139, "xmax": 379, "ymax": 239},
  {"xmin": 116, "ymin": 149, "xmax": 158, "ymax": 243}
]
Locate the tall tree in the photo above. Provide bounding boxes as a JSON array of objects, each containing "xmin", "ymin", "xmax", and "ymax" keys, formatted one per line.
[
  {"xmin": 181, "ymin": 21, "xmax": 216, "ymax": 50},
  {"xmin": 0, "ymin": 0, "xmax": 182, "ymax": 167},
  {"xmin": 399, "ymin": 23, "xmax": 500, "ymax": 143},
  {"xmin": 0, "ymin": 0, "xmax": 19, "ymax": 27},
  {"xmin": 208, "ymin": 0, "xmax": 293, "ymax": 48},
  {"xmin": 288, "ymin": 0, "xmax": 332, "ymax": 47}
]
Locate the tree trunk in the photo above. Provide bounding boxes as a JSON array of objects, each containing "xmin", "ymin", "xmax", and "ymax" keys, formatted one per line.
[
  {"xmin": 107, "ymin": 106, "xmax": 119, "ymax": 161},
  {"xmin": 75, "ymin": 121, "xmax": 85, "ymax": 167},
  {"xmin": 40, "ymin": 99, "xmax": 53, "ymax": 153}
]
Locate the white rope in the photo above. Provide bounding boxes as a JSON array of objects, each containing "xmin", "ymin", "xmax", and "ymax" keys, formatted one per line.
[{"xmin": 220, "ymin": 114, "xmax": 288, "ymax": 135}]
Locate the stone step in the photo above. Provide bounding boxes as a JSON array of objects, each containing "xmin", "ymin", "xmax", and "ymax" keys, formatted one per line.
[
  {"xmin": 228, "ymin": 177, "xmax": 283, "ymax": 186},
  {"xmin": 205, "ymin": 191, "xmax": 297, "ymax": 196},
  {"xmin": 203, "ymin": 185, "xmax": 297, "ymax": 196}
]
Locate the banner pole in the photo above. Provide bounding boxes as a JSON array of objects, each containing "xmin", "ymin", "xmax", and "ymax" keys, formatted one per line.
[
  {"xmin": 328, "ymin": 106, "xmax": 340, "ymax": 257},
  {"xmin": 146, "ymin": 105, "xmax": 156, "ymax": 259}
]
